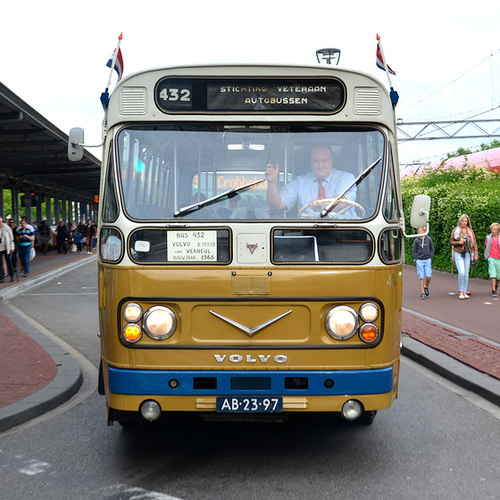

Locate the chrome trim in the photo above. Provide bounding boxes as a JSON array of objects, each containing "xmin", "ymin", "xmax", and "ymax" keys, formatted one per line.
[{"xmin": 209, "ymin": 309, "xmax": 292, "ymax": 337}]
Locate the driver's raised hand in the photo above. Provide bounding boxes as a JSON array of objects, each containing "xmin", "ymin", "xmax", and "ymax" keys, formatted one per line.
[{"xmin": 265, "ymin": 161, "xmax": 279, "ymax": 184}]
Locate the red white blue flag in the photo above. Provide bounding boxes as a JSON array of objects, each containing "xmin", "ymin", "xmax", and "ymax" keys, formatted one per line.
[
  {"xmin": 376, "ymin": 39, "xmax": 396, "ymax": 75},
  {"xmin": 106, "ymin": 47, "xmax": 124, "ymax": 81}
]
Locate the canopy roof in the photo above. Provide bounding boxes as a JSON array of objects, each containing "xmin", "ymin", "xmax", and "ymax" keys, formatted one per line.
[{"xmin": 0, "ymin": 81, "xmax": 100, "ymax": 202}]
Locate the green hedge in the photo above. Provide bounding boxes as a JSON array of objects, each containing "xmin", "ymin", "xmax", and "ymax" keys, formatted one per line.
[{"xmin": 401, "ymin": 164, "xmax": 500, "ymax": 278}]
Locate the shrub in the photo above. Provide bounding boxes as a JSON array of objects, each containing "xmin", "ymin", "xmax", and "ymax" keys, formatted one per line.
[{"xmin": 402, "ymin": 164, "xmax": 500, "ymax": 278}]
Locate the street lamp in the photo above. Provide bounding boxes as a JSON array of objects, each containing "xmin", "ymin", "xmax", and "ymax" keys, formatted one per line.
[{"xmin": 316, "ymin": 48, "xmax": 341, "ymax": 65}]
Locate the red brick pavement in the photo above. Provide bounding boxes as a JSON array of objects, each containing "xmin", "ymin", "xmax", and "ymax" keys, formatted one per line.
[
  {"xmin": 0, "ymin": 250, "xmax": 89, "ymax": 410},
  {"xmin": 402, "ymin": 311, "xmax": 500, "ymax": 380},
  {"xmin": 0, "ymin": 313, "xmax": 57, "ymax": 408}
]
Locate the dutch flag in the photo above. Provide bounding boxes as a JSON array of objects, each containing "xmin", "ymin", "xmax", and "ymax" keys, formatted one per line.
[
  {"xmin": 106, "ymin": 47, "xmax": 124, "ymax": 82},
  {"xmin": 376, "ymin": 41, "xmax": 396, "ymax": 75}
]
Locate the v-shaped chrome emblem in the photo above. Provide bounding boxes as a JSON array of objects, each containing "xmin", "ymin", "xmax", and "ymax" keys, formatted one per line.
[{"xmin": 209, "ymin": 309, "xmax": 292, "ymax": 337}]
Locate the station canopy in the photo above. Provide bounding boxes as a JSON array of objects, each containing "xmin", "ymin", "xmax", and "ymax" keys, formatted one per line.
[{"xmin": 0, "ymin": 81, "xmax": 100, "ymax": 204}]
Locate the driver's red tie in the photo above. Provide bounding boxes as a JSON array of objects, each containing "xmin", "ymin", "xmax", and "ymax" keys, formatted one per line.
[{"xmin": 318, "ymin": 179, "xmax": 326, "ymax": 199}]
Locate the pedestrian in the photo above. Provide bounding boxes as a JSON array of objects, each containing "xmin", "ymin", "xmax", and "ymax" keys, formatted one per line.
[
  {"xmin": 68, "ymin": 221, "xmax": 77, "ymax": 252},
  {"xmin": 16, "ymin": 219, "xmax": 34, "ymax": 277},
  {"xmin": 85, "ymin": 219, "xmax": 96, "ymax": 255},
  {"xmin": 37, "ymin": 220, "xmax": 52, "ymax": 255},
  {"xmin": 413, "ymin": 226, "xmax": 434, "ymax": 299},
  {"xmin": 55, "ymin": 220, "xmax": 68, "ymax": 255},
  {"xmin": 450, "ymin": 214, "xmax": 478, "ymax": 300},
  {"xmin": 484, "ymin": 222, "xmax": 500, "ymax": 298},
  {"xmin": 0, "ymin": 216, "xmax": 15, "ymax": 283},
  {"xmin": 8, "ymin": 219, "xmax": 18, "ymax": 273}
]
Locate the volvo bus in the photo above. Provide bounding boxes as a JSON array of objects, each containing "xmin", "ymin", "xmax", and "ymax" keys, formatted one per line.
[{"xmin": 70, "ymin": 64, "xmax": 428, "ymax": 426}]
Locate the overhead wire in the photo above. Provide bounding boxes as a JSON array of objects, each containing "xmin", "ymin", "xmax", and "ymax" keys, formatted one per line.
[
  {"xmin": 399, "ymin": 49, "xmax": 500, "ymax": 165},
  {"xmin": 400, "ymin": 49, "xmax": 500, "ymax": 113}
]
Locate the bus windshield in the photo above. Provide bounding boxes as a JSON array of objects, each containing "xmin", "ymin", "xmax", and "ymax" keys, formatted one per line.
[{"xmin": 116, "ymin": 124, "xmax": 385, "ymax": 221}]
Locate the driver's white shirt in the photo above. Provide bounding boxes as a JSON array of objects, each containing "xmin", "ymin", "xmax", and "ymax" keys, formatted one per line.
[{"xmin": 280, "ymin": 168, "xmax": 356, "ymax": 216}]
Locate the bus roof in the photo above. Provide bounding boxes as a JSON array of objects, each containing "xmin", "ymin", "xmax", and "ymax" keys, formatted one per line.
[{"xmin": 105, "ymin": 64, "xmax": 395, "ymax": 129}]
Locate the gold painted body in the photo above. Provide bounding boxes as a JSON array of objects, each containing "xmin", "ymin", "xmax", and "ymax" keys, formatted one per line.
[{"xmin": 99, "ymin": 263, "xmax": 401, "ymax": 413}]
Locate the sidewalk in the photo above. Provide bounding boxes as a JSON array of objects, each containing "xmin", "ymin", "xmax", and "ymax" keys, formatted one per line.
[
  {"xmin": 401, "ymin": 264, "xmax": 500, "ymax": 406},
  {"xmin": 0, "ymin": 257, "xmax": 499, "ymax": 432},
  {"xmin": 0, "ymin": 249, "xmax": 93, "ymax": 432}
]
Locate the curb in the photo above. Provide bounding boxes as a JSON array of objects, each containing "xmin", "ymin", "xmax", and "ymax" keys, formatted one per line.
[
  {"xmin": 402, "ymin": 336, "xmax": 500, "ymax": 407},
  {"xmin": 0, "ymin": 256, "xmax": 94, "ymax": 302},
  {"xmin": 0, "ymin": 261, "xmax": 89, "ymax": 433}
]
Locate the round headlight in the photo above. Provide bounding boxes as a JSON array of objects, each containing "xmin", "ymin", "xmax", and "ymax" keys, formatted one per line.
[
  {"xmin": 359, "ymin": 323, "xmax": 379, "ymax": 343},
  {"xmin": 326, "ymin": 306, "xmax": 359, "ymax": 340},
  {"xmin": 359, "ymin": 302, "xmax": 379, "ymax": 323},
  {"xmin": 143, "ymin": 306, "xmax": 176, "ymax": 340},
  {"xmin": 122, "ymin": 323, "xmax": 142, "ymax": 343},
  {"xmin": 123, "ymin": 303, "xmax": 143, "ymax": 322}
]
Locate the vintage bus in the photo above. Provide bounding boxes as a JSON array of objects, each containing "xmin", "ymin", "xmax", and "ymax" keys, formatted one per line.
[{"xmin": 70, "ymin": 64, "xmax": 428, "ymax": 426}]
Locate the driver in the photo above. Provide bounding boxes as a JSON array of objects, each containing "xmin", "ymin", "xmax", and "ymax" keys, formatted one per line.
[{"xmin": 265, "ymin": 143, "xmax": 356, "ymax": 217}]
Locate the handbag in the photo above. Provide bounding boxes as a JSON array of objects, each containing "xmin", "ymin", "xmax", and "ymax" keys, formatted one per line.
[{"xmin": 29, "ymin": 246, "xmax": 36, "ymax": 261}]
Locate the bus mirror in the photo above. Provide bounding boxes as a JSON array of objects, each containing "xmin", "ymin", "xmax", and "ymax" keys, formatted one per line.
[
  {"xmin": 68, "ymin": 127, "xmax": 85, "ymax": 162},
  {"xmin": 410, "ymin": 194, "xmax": 431, "ymax": 229}
]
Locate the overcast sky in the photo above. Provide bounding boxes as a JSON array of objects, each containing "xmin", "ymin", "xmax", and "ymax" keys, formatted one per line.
[{"xmin": 2, "ymin": 0, "xmax": 500, "ymax": 167}]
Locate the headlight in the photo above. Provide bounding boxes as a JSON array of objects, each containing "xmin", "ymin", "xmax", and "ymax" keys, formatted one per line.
[
  {"xmin": 359, "ymin": 302, "xmax": 379, "ymax": 323},
  {"xmin": 143, "ymin": 306, "xmax": 177, "ymax": 340},
  {"xmin": 325, "ymin": 306, "xmax": 359, "ymax": 340},
  {"xmin": 359, "ymin": 323, "xmax": 379, "ymax": 343},
  {"xmin": 123, "ymin": 303, "xmax": 143, "ymax": 322},
  {"xmin": 122, "ymin": 323, "xmax": 142, "ymax": 343}
]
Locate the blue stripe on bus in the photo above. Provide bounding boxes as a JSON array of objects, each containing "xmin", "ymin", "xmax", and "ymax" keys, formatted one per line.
[{"xmin": 107, "ymin": 366, "xmax": 393, "ymax": 396}]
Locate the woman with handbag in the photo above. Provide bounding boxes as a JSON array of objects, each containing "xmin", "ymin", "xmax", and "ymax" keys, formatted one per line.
[{"xmin": 450, "ymin": 214, "xmax": 478, "ymax": 300}]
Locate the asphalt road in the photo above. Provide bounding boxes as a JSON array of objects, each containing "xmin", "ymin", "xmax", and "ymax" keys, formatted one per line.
[{"xmin": 0, "ymin": 261, "xmax": 499, "ymax": 499}]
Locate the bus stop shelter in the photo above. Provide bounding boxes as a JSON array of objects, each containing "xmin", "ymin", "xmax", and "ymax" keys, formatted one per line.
[{"xmin": 0, "ymin": 81, "xmax": 101, "ymax": 224}]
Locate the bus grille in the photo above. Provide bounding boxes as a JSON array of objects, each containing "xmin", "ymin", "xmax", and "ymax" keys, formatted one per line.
[
  {"xmin": 231, "ymin": 377, "xmax": 271, "ymax": 390},
  {"xmin": 354, "ymin": 87, "xmax": 381, "ymax": 115},
  {"xmin": 120, "ymin": 87, "xmax": 147, "ymax": 115}
]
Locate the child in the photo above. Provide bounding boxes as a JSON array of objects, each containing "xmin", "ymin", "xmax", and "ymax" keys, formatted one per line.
[
  {"xmin": 484, "ymin": 222, "xmax": 500, "ymax": 298},
  {"xmin": 413, "ymin": 227, "xmax": 434, "ymax": 299}
]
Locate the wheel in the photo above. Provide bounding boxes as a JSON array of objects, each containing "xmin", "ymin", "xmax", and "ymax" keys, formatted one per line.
[
  {"xmin": 298, "ymin": 197, "xmax": 366, "ymax": 218},
  {"xmin": 97, "ymin": 360, "xmax": 105, "ymax": 395},
  {"xmin": 356, "ymin": 410, "xmax": 377, "ymax": 425}
]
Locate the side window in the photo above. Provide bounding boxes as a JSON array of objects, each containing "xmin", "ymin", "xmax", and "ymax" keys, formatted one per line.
[
  {"xmin": 103, "ymin": 154, "xmax": 119, "ymax": 221},
  {"xmin": 384, "ymin": 149, "xmax": 399, "ymax": 222},
  {"xmin": 100, "ymin": 228, "xmax": 123, "ymax": 262},
  {"xmin": 379, "ymin": 229, "xmax": 402, "ymax": 263}
]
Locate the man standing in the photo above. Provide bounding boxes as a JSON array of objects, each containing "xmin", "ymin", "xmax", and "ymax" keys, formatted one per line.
[
  {"xmin": 55, "ymin": 220, "xmax": 68, "ymax": 255},
  {"xmin": 0, "ymin": 216, "xmax": 15, "ymax": 282},
  {"xmin": 85, "ymin": 219, "xmax": 96, "ymax": 255}
]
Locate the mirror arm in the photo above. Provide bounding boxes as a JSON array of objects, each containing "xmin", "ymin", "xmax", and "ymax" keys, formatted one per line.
[{"xmin": 402, "ymin": 209, "xmax": 429, "ymax": 239}]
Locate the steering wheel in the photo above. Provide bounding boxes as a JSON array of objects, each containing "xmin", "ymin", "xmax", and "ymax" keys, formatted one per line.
[{"xmin": 298, "ymin": 198, "xmax": 366, "ymax": 218}]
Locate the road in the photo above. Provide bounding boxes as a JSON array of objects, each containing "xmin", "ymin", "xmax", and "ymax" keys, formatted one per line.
[{"xmin": 0, "ymin": 261, "xmax": 499, "ymax": 499}]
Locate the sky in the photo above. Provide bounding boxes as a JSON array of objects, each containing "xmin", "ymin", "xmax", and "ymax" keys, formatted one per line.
[{"xmin": 2, "ymin": 0, "xmax": 500, "ymax": 169}]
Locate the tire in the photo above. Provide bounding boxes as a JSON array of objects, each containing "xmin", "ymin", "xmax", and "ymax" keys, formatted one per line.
[
  {"xmin": 97, "ymin": 360, "xmax": 105, "ymax": 395},
  {"xmin": 357, "ymin": 410, "xmax": 377, "ymax": 425}
]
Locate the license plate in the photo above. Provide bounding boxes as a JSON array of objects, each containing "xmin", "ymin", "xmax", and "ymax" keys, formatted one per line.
[{"xmin": 216, "ymin": 396, "xmax": 283, "ymax": 413}]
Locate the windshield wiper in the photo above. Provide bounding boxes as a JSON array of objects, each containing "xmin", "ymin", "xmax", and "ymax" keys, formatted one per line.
[
  {"xmin": 174, "ymin": 178, "xmax": 265, "ymax": 217},
  {"xmin": 320, "ymin": 156, "xmax": 382, "ymax": 218}
]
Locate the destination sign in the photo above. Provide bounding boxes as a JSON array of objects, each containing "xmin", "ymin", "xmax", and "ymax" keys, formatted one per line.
[{"xmin": 155, "ymin": 78, "xmax": 345, "ymax": 114}]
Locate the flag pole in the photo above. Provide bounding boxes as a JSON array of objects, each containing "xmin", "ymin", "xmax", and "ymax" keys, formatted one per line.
[
  {"xmin": 101, "ymin": 33, "xmax": 123, "ymax": 110},
  {"xmin": 376, "ymin": 34, "xmax": 393, "ymax": 88},
  {"xmin": 376, "ymin": 33, "xmax": 399, "ymax": 107},
  {"xmin": 105, "ymin": 32, "xmax": 123, "ymax": 90}
]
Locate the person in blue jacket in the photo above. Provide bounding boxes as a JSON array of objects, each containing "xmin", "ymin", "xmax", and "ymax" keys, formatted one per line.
[{"xmin": 413, "ymin": 226, "xmax": 434, "ymax": 299}]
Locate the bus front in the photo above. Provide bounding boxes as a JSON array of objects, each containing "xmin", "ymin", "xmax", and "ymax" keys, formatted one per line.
[{"xmin": 97, "ymin": 65, "xmax": 402, "ymax": 426}]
